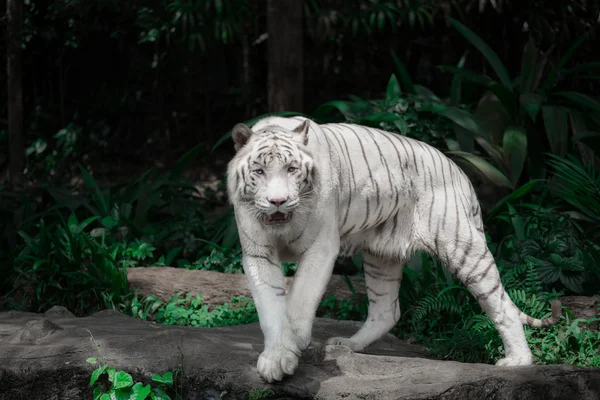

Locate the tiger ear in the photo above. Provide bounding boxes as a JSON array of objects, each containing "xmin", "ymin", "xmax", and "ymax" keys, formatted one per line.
[
  {"xmin": 292, "ymin": 120, "xmax": 310, "ymax": 145},
  {"xmin": 232, "ymin": 123, "xmax": 253, "ymax": 152}
]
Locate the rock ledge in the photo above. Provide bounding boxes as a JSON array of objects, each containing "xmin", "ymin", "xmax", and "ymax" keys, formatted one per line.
[{"xmin": 1, "ymin": 306, "xmax": 599, "ymax": 400}]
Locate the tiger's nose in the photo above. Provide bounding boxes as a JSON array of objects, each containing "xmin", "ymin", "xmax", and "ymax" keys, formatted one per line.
[{"xmin": 268, "ymin": 197, "xmax": 288, "ymax": 207}]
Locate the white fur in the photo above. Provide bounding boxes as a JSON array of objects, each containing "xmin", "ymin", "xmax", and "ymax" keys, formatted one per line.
[{"xmin": 227, "ymin": 116, "xmax": 561, "ymax": 382}]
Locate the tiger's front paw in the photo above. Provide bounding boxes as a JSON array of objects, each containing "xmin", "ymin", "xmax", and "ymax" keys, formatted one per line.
[
  {"xmin": 326, "ymin": 336, "xmax": 366, "ymax": 352},
  {"xmin": 257, "ymin": 344, "xmax": 300, "ymax": 383},
  {"xmin": 495, "ymin": 354, "xmax": 533, "ymax": 366}
]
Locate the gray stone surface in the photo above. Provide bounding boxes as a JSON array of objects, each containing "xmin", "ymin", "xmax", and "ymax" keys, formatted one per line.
[{"xmin": 1, "ymin": 306, "xmax": 599, "ymax": 400}]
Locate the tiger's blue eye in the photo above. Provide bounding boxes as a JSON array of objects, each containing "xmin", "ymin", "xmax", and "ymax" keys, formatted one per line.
[
  {"xmin": 288, "ymin": 166, "xmax": 298, "ymax": 173},
  {"xmin": 254, "ymin": 169, "xmax": 264, "ymax": 175}
]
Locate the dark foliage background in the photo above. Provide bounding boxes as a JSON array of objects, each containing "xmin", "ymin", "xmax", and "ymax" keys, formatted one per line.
[
  {"xmin": 1, "ymin": 0, "xmax": 599, "ymax": 374},
  {"xmin": 0, "ymin": 0, "xmax": 598, "ymax": 177}
]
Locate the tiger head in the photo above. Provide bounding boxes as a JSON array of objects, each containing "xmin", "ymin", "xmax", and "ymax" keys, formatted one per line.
[{"xmin": 227, "ymin": 119, "xmax": 317, "ymax": 227}]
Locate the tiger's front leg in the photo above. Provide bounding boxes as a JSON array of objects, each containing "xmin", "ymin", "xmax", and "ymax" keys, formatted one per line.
[
  {"xmin": 242, "ymin": 251, "xmax": 301, "ymax": 383},
  {"xmin": 286, "ymin": 223, "xmax": 340, "ymax": 352}
]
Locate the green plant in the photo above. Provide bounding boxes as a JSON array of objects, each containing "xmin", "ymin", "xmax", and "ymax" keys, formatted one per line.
[
  {"xmin": 546, "ymin": 154, "xmax": 600, "ymax": 237},
  {"xmin": 312, "ymin": 72, "xmax": 454, "ymax": 149},
  {"xmin": 497, "ymin": 208, "xmax": 600, "ymax": 295},
  {"xmin": 439, "ymin": 18, "xmax": 600, "ymax": 187},
  {"xmin": 86, "ymin": 329, "xmax": 182, "ymax": 399},
  {"xmin": 88, "ymin": 358, "xmax": 179, "ymax": 400},
  {"xmin": 119, "ymin": 293, "xmax": 258, "ymax": 328},
  {"xmin": 319, "ymin": 294, "xmax": 367, "ymax": 321},
  {"xmin": 305, "ymin": 0, "xmax": 437, "ymax": 38},
  {"xmin": 25, "ymin": 123, "xmax": 81, "ymax": 177},
  {"xmin": 8, "ymin": 213, "xmax": 130, "ymax": 315},
  {"xmin": 248, "ymin": 388, "xmax": 274, "ymax": 400},
  {"xmin": 528, "ymin": 316, "xmax": 600, "ymax": 367}
]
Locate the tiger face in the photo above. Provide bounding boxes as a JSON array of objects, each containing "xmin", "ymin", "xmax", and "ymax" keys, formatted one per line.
[{"xmin": 227, "ymin": 120, "xmax": 316, "ymax": 226}]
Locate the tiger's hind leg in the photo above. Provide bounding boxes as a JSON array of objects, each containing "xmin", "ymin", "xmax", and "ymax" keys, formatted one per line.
[
  {"xmin": 326, "ymin": 253, "xmax": 403, "ymax": 352},
  {"xmin": 437, "ymin": 223, "xmax": 534, "ymax": 366}
]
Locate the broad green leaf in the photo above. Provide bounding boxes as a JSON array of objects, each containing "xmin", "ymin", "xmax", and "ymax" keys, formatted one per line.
[
  {"xmin": 67, "ymin": 213, "xmax": 78, "ymax": 231},
  {"xmin": 90, "ymin": 365, "xmax": 108, "ymax": 387},
  {"xmin": 313, "ymin": 100, "xmax": 358, "ymax": 120},
  {"xmin": 473, "ymin": 139, "xmax": 504, "ymax": 174},
  {"xmin": 502, "ymin": 126, "xmax": 528, "ymax": 186},
  {"xmin": 78, "ymin": 216, "xmax": 100, "ymax": 233},
  {"xmin": 150, "ymin": 387, "xmax": 171, "ymax": 400},
  {"xmin": 488, "ymin": 82, "xmax": 519, "ymax": 121},
  {"xmin": 445, "ymin": 138, "xmax": 460, "ymax": 151},
  {"xmin": 111, "ymin": 371, "xmax": 134, "ymax": 390},
  {"xmin": 79, "ymin": 165, "xmax": 109, "ymax": 216},
  {"xmin": 114, "ymin": 389, "xmax": 133, "ymax": 400},
  {"xmin": 472, "ymin": 94, "xmax": 510, "ymax": 144},
  {"xmin": 447, "ymin": 151, "xmax": 513, "ymax": 188},
  {"xmin": 541, "ymin": 34, "xmax": 588, "ymax": 93},
  {"xmin": 93, "ymin": 387, "xmax": 103, "ymax": 400},
  {"xmin": 546, "ymin": 153, "xmax": 600, "ymax": 223},
  {"xmin": 569, "ymin": 110, "xmax": 599, "ymax": 160},
  {"xmin": 107, "ymin": 367, "xmax": 116, "ymax": 382},
  {"xmin": 17, "ymin": 230, "xmax": 35, "ymax": 249},
  {"xmin": 554, "ymin": 91, "xmax": 600, "ymax": 115},
  {"xmin": 151, "ymin": 372, "xmax": 173, "ymax": 385},
  {"xmin": 564, "ymin": 62, "xmax": 600, "ymax": 76},
  {"xmin": 358, "ymin": 112, "xmax": 403, "ymax": 124},
  {"xmin": 131, "ymin": 383, "xmax": 152, "ymax": 400},
  {"xmin": 453, "ymin": 123, "xmax": 474, "ymax": 152},
  {"xmin": 507, "ymin": 203, "xmax": 525, "ymax": 240},
  {"xmin": 413, "ymin": 85, "xmax": 440, "ymax": 101},
  {"xmin": 421, "ymin": 104, "xmax": 491, "ymax": 141},
  {"xmin": 100, "ymin": 394, "xmax": 111, "ymax": 400},
  {"xmin": 486, "ymin": 179, "xmax": 544, "ymax": 220},
  {"xmin": 393, "ymin": 118, "xmax": 408, "ymax": 135},
  {"xmin": 102, "ymin": 216, "xmax": 119, "ymax": 229},
  {"xmin": 520, "ymin": 37, "xmax": 538, "ymax": 93},
  {"xmin": 519, "ymin": 93, "xmax": 544, "ymax": 121},
  {"xmin": 449, "ymin": 18, "xmax": 512, "ymax": 90},
  {"xmin": 438, "ymin": 65, "xmax": 492, "ymax": 86},
  {"xmin": 351, "ymin": 253, "xmax": 363, "ymax": 270},
  {"xmin": 390, "ymin": 50, "xmax": 415, "ymax": 94},
  {"xmin": 542, "ymin": 106, "xmax": 569, "ymax": 156},
  {"xmin": 386, "ymin": 74, "xmax": 402, "ymax": 100},
  {"xmin": 449, "ymin": 52, "xmax": 468, "ymax": 105}
]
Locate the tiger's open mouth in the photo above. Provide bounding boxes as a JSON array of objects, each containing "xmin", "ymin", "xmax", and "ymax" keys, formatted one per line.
[{"xmin": 263, "ymin": 212, "xmax": 292, "ymax": 225}]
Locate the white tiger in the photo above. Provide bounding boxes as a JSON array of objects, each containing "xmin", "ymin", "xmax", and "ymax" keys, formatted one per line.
[{"xmin": 226, "ymin": 116, "xmax": 562, "ymax": 383}]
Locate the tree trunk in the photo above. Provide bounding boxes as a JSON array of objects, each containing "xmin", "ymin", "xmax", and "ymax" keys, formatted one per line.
[
  {"xmin": 7, "ymin": 0, "xmax": 24, "ymax": 184},
  {"xmin": 267, "ymin": 0, "xmax": 303, "ymax": 112}
]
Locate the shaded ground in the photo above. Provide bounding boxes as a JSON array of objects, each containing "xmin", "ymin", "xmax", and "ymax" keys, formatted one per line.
[{"xmin": 1, "ymin": 307, "xmax": 599, "ymax": 400}]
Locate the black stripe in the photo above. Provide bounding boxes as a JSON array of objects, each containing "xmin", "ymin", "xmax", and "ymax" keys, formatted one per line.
[
  {"xmin": 248, "ymin": 254, "xmax": 279, "ymax": 268},
  {"xmin": 465, "ymin": 259, "xmax": 495, "ymax": 286},
  {"xmin": 346, "ymin": 125, "xmax": 376, "ymax": 229},
  {"xmin": 477, "ymin": 279, "xmax": 502, "ymax": 300},
  {"xmin": 331, "ymin": 127, "xmax": 356, "ymax": 230},
  {"xmin": 449, "ymin": 164, "xmax": 461, "ymax": 260},
  {"xmin": 366, "ymin": 285, "xmax": 386, "ymax": 297},
  {"xmin": 340, "ymin": 224, "xmax": 356, "ymax": 237},
  {"xmin": 462, "ymin": 249, "xmax": 488, "ymax": 282},
  {"xmin": 380, "ymin": 131, "xmax": 406, "ymax": 180},
  {"xmin": 437, "ymin": 152, "xmax": 449, "ymax": 230},
  {"xmin": 427, "ymin": 168, "xmax": 435, "ymax": 231},
  {"xmin": 362, "ymin": 126, "xmax": 388, "ymax": 209},
  {"xmin": 403, "ymin": 139, "xmax": 420, "ymax": 175}
]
